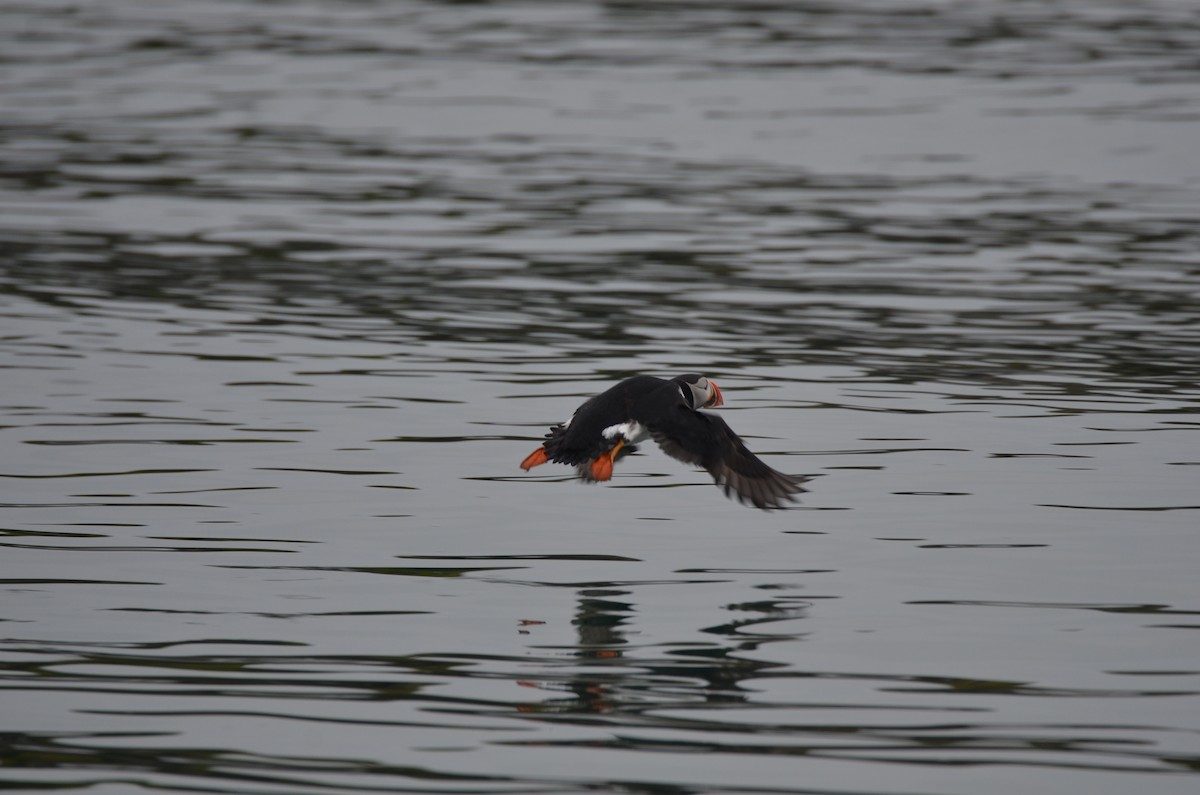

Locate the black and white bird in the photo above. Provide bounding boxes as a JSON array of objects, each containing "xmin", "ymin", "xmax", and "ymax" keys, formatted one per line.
[{"xmin": 520, "ymin": 374, "xmax": 808, "ymax": 510}]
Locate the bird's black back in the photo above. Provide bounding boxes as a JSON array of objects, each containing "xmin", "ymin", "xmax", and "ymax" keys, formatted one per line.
[{"xmin": 542, "ymin": 375, "xmax": 676, "ymax": 465}]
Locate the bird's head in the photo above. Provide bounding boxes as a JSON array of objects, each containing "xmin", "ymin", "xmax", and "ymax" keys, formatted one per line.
[{"xmin": 677, "ymin": 374, "xmax": 724, "ymax": 409}]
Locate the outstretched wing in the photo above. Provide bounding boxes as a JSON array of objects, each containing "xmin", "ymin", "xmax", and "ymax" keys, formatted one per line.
[{"xmin": 645, "ymin": 407, "xmax": 808, "ymax": 510}]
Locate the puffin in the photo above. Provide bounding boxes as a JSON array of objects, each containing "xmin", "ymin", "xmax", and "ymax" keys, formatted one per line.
[{"xmin": 520, "ymin": 374, "xmax": 809, "ymax": 510}]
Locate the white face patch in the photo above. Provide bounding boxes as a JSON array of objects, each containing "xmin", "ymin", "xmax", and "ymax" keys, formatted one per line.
[
  {"xmin": 686, "ymin": 377, "xmax": 711, "ymax": 409},
  {"xmin": 601, "ymin": 421, "xmax": 648, "ymax": 443}
]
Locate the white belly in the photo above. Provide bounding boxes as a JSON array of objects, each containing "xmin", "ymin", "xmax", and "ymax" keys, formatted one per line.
[{"xmin": 601, "ymin": 421, "xmax": 648, "ymax": 444}]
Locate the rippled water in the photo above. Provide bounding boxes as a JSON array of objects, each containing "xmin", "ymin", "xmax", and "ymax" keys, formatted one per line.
[{"xmin": 3, "ymin": 1, "xmax": 1199, "ymax": 793}]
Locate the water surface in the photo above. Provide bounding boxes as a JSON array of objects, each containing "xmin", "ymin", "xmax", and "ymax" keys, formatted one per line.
[{"xmin": 2, "ymin": 1, "xmax": 1199, "ymax": 793}]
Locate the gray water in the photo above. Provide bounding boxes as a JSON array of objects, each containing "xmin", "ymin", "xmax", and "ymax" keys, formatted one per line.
[{"xmin": 2, "ymin": 1, "xmax": 1200, "ymax": 793}]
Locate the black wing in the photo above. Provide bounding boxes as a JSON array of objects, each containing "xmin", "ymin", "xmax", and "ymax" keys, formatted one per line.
[{"xmin": 644, "ymin": 407, "xmax": 809, "ymax": 510}]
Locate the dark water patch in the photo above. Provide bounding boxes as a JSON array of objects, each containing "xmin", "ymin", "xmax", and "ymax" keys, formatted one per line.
[
  {"xmin": 149, "ymin": 486, "xmax": 279, "ymax": 495},
  {"xmin": 109, "ymin": 608, "xmax": 432, "ymax": 620},
  {"xmin": 489, "ymin": 578, "xmax": 732, "ymax": 589},
  {"xmin": 1041, "ymin": 504, "xmax": 1200, "ymax": 512},
  {"xmin": 400, "ymin": 554, "xmax": 641, "ymax": 562},
  {"xmin": 892, "ymin": 491, "xmax": 972, "ymax": 497},
  {"xmin": 788, "ymin": 447, "xmax": 970, "ymax": 456},
  {"xmin": 149, "ymin": 536, "xmax": 321, "ymax": 544},
  {"xmin": 1, "ymin": 578, "xmax": 159, "ymax": 586},
  {"xmin": 28, "ymin": 523, "xmax": 145, "ymax": 528},
  {"xmin": 678, "ymin": 569, "xmax": 835, "ymax": 575},
  {"xmin": 916, "ymin": 544, "xmax": 1049, "ymax": 550},
  {"xmin": 990, "ymin": 452, "xmax": 1092, "ymax": 459},
  {"xmin": 496, "ymin": 735, "xmax": 1191, "ymax": 777},
  {"xmin": 23, "ymin": 438, "xmax": 299, "ymax": 446},
  {"xmin": 0, "ymin": 501, "xmax": 219, "ymax": 509},
  {"xmin": 0, "ymin": 527, "xmax": 109, "ymax": 538},
  {"xmin": 0, "ymin": 467, "xmax": 215, "ymax": 479},
  {"xmin": 0, "ymin": 542, "xmax": 292, "ymax": 554},
  {"xmin": 217, "ymin": 566, "xmax": 528, "ymax": 579},
  {"xmin": 0, "ymin": 729, "xmax": 901, "ymax": 795},
  {"xmin": 5, "ymin": 171, "xmax": 1200, "ymax": 401},
  {"xmin": 382, "ymin": 435, "xmax": 533, "ymax": 443},
  {"xmin": 909, "ymin": 601, "xmax": 1200, "ymax": 617},
  {"xmin": 256, "ymin": 467, "xmax": 400, "ymax": 476}
]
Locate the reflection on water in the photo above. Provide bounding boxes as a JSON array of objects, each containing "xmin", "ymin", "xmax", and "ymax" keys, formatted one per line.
[
  {"xmin": 3, "ymin": 0, "xmax": 1200, "ymax": 793},
  {"xmin": 4, "ymin": 573, "xmax": 1198, "ymax": 793}
]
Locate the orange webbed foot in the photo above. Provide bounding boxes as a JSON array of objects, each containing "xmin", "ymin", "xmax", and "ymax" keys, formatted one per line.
[
  {"xmin": 590, "ymin": 454, "xmax": 615, "ymax": 481},
  {"xmin": 588, "ymin": 439, "xmax": 624, "ymax": 481},
  {"xmin": 520, "ymin": 447, "xmax": 549, "ymax": 471}
]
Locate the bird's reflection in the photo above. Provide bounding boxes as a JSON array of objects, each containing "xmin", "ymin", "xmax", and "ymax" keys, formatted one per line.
[
  {"xmin": 517, "ymin": 584, "xmax": 809, "ymax": 715},
  {"xmin": 573, "ymin": 588, "xmax": 635, "ymax": 651}
]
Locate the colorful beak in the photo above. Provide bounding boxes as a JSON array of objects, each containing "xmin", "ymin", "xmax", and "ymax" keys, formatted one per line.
[{"xmin": 707, "ymin": 381, "xmax": 724, "ymax": 407}]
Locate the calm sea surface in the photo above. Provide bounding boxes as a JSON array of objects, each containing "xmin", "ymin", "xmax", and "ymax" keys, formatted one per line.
[{"xmin": 2, "ymin": 1, "xmax": 1199, "ymax": 793}]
